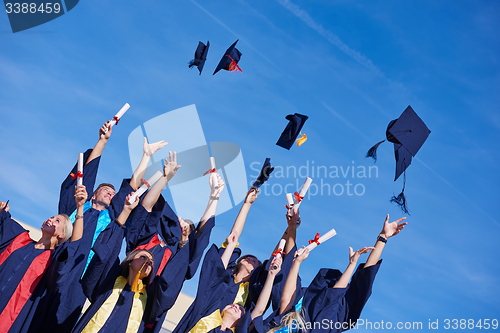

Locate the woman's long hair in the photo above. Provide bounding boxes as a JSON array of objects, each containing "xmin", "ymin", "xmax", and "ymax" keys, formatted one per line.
[{"xmin": 267, "ymin": 310, "xmax": 307, "ymax": 333}]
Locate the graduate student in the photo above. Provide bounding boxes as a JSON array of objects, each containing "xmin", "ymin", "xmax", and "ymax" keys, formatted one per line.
[
  {"xmin": 41, "ymin": 123, "xmax": 167, "ymax": 333},
  {"xmin": 263, "ymin": 214, "xmax": 407, "ymax": 333},
  {"xmin": 172, "ymin": 189, "xmax": 262, "ymax": 333},
  {"xmin": 0, "ymin": 185, "xmax": 86, "ymax": 333},
  {"xmin": 71, "ymin": 152, "xmax": 192, "ymax": 333},
  {"xmin": 123, "ymin": 151, "xmax": 226, "ymax": 333},
  {"xmin": 245, "ymin": 207, "xmax": 301, "ymax": 313},
  {"xmin": 235, "ymin": 256, "xmax": 284, "ymax": 333}
]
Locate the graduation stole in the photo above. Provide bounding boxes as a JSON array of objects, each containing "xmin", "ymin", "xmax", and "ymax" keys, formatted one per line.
[
  {"xmin": 188, "ymin": 309, "xmax": 235, "ymax": 333},
  {"xmin": 70, "ymin": 201, "xmax": 111, "ymax": 275},
  {"xmin": 81, "ymin": 276, "xmax": 147, "ymax": 333},
  {"xmin": 0, "ymin": 232, "xmax": 52, "ymax": 332},
  {"xmin": 233, "ymin": 281, "xmax": 249, "ymax": 306}
]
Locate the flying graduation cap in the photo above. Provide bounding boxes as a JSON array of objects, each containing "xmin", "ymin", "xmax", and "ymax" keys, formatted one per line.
[
  {"xmin": 251, "ymin": 158, "xmax": 274, "ymax": 189},
  {"xmin": 276, "ymin": 113, "xmax": 309, "ymax": 150},
  {"xmin": 213, "ymin": 40, "xmax": 242, "ymax": 75},
  {"xmin": 189, "ymin": 41, "xmax": 210, "ymax": 75},
  {"xmin": 366, "ymin": 105, "xmax": 431, "ymax": 213}
]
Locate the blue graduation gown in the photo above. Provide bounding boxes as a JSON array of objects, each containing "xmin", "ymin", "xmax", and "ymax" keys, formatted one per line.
[
  {"xmin": 0, "ymin": 210, "xmax": 76, "ymax": 333},
  {"xmin": 58, "ymin": 149, "xmax": 100, "ymax": 216},
  {"xmin": 172, "ymin": 243, "xmax": 243, "ymax": 333},
  {"xmin": 71, "ymin": 221, "xmax": 128, "ymax": 333},
  {"xmin": 246, "ymin": 245, "xmax": 300, "ymax": 312},
  {"xmin": 36, "ymin": 153, "xmax": 134, "ymax": 333},
  {"xmin": 302, "ymin": 262, "xmax": 382, "ymax": 333},
  {"xmin": 125, "ymin": 197, "xmax": 214, "ymax": 333}
]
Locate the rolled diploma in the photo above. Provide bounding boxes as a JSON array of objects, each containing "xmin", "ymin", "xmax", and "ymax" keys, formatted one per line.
[
  {"xmin": 77, "ymin": 153, "xmax": 84, "ymax": 186},
  {"xmin": 298, "ymin": 228, "xmax": 337, "ymax": 255},
  {"xmin": 110, "ymin": 103, "xmax": 130, "ymax": 126},
  {"xmin": 285, "ymin": 193, "xmax": 294, "ymax": 207},
  {"xmin": 209, "ymin": 157, "xmax": 219, "ymax": 188},
  {"xmin": 294, "ymin": 177, "xmax": 313, "ymax": 208},
  {"xmin": 271, "ymin": 239, "xmax": 287, "ymax": 269},
  {"xmin": 128, "ymin": 171, "xmax": 162, "ymax": 204}
]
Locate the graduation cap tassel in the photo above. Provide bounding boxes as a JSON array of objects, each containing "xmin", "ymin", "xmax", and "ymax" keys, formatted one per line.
[
  {"xmin": 366, "ymin": 140, "xmax": 386, "ymax": 161},
  {"xmin": 130, "ymin": 270, "xmax": 142, "ymax": 293},
  {"xmin": 188, "ymin": 59, "xmax": 196, "ymax": 68},
  {"xmin": 390, "ymin": 169, "xmax": 409, "ymax": 214},
  {"xmin": 390, "ymin": 190, "xmax": 409, "ymax": 214},
  {"xmin": 131, "ymin": 261, "xmax": 147, "ymax": 293}
]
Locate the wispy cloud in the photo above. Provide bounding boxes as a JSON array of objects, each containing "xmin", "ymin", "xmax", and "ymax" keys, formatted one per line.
[{"xmin": 275, "ymin": 0, "xmax": 384, "ymax": 77}]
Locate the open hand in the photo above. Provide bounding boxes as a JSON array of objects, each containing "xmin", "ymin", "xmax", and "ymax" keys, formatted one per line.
[
  {"xmin": 143, "ymin": 137, "xmax": 168, "ymax": 156},
  {"xmin": 349, "ymin": 246, "xmax": 374, "ymax": 265},
  {"xmin": 163, "ymin": 151, "xmax": 182, "ymax": 181},
  {"xmin": 381, "ymin": 214, "xmax": 407, "ymax": 239}
]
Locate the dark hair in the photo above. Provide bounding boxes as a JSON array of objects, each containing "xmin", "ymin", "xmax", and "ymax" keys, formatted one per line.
[
  {"xmin": 183, "ymin": 219, "xmax": 196, "ymax": 234},
  {"xmin": 120, "ymin": 249, "xmax": 154, "ymax": 285},
  {"xmin": 96, "ymin": 183, "xmax": 115, "ymax": 191},
  {"xmin": 233, "ymin": 254, "xmax": 261, "ymax": 274}
]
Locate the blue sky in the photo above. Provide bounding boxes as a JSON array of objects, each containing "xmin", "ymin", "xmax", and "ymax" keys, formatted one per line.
[{"xmin": 1, "ymin": 0, "xmax": 499, "ymax": 331}]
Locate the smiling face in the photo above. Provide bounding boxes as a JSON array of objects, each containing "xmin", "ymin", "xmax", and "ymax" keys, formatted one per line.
[
  {"xmin": 129, "ymin": 250, "xmax": 154, "ymax": 279},
  {"xmin": 40, "ymin": 214, "xmax": 68, "ymax": 241},
  {"xmin": 92, "ymin": 185, "xmax": 116, "ymax": 206}
]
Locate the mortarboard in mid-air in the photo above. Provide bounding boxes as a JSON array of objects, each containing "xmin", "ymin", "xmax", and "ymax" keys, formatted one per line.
[
  {"xmin": 366, "ymin": 105, "xmax": 431, "ymax": 213},
  {"xmin": 251, "ymin": 158, "xmax": 274, "ymax": 189},
  {"xmin": 276, "ymin": 113, "xmax": 309, "ymax": 150},
  {"xmin": 213, "ymin": 40, "xmax": 242, "ymax": 75},
  {"xmin": 189, "ymin": 41, "xmax": 210, "ymax": 75}
]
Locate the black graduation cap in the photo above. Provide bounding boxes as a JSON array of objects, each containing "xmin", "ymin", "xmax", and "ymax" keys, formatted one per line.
[
  {"xmin": 251, "ymin": 158, "xmax": 274, "ymax": 189},
  {"xmin": 213, "ymin": 40, "xmax": 242, "ymax": 75},
  {"xmin": 188, "ymin": 41, "xmax": 210, "ymax": 75},
  {"xmin": 366, "ymin": 105, "xmax": 431, "ymax": 213},
  {"xmin": 276, "ymin": 113, "xmax": 309, "ymax": 150}
]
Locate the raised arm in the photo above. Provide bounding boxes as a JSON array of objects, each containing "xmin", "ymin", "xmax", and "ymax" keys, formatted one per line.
[
  {"xmin": 230, "ymin": 189, "xmax": 258, "ymax": 239},
  {"xmin": 115, "ymin": 193, "xmax": 140, "ymax": 226},
  {"xmin": 141, "ymin": 151, "xmax": 181, "ymax": 212},
  {"xmin": 196, "ymin": 173, "xmax": 225, "ymax": 236},
  {"xmin": 251, "ymin": 256, "xmax": 282, "ymax": 319},
  {"xmin": 221, "ymin": 230, "xmax": 238, "ymax": 269},
  {"xmin": 130, "ymin": 137, "xmax": 168, "ymax": 190},
  {"xmin": 333, "ymin": 247, "xmax": 374, "ymax": 288},
  {"xmin": 365, "ymin": 214, "xmax": 407, "ymax": 268},
  {"xmin": 71, "ymin": 185, "xmax": 88, "ymax": 242},
  {"xmin": 278, "ymin": 207, "xmax": 300, "ymax": 255},
  {"xmin": 279, "ymin": 248, "xmax": 309, "ymax": 315},
  {"xmin": 86, "ymin": 121, "xmax": 112, "ymax": 164}
]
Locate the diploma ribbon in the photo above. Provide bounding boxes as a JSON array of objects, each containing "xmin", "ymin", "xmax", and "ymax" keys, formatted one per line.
[
  {"xmin": 203, "ymin": 168, "xmax": 217, "ymax": 176},
  {"xmin": 141, "ymin": 179, "xmax": 151, "ymax": 188},
  {"xmin": 113, "ymin": 116, "xmax": 121, "ymax": 125},
  {"xmin": 308, "ymin": 233, "xmax": 321, "ymax": 246},
  {"xmin": 294, "ymin": 192, "xmax": 304, "ymax": 202},
  {"xmin": 226, "ymin": 55, "xmax": 243, "ymax": 72},
  {"xmin": 70, "ymin": 171, "xmax": 84, "ymax": 179},
  {"xmin": 272, "ymin": 248, "xmax": 284, "ymax": 257}
]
